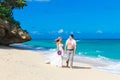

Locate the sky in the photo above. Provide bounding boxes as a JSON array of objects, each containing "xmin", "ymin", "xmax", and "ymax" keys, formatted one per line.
[{"xmin": 13, "ymin": 0, "xmax": 120, "ymax": 39}]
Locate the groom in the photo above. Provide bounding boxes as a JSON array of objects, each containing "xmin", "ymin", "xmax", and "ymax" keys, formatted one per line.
[{"xmin": 65, "ymin": 34, "xmax": 76, "ymax": 68}]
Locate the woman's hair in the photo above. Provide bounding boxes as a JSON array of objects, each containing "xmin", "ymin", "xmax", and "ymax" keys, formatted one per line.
[
  {"xmin": 55, "ymin": 37, "xmax": 62, "ymax": 43},
  {"xmin": 55, "ymin": 39, "xmax": 59, "ymax": 43}
]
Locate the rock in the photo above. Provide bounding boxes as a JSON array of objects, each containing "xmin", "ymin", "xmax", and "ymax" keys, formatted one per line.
[{"xmin": 0, "ymin": 18, "xmax": 31, "ymax": 45}]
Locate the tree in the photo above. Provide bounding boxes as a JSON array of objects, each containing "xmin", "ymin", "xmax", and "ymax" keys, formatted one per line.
[{"xmin": 0, "ymin": 0, "xmax": 27, "ymax": 24}]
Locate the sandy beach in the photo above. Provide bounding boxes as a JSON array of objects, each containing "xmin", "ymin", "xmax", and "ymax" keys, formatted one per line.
[{"xmin": 0, "ymin": 46, "xmax": 120, "ymax": 80}]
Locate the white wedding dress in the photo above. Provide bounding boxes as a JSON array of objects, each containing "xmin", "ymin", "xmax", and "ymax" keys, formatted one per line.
[{"xmin": 45, "ymin": 44, "xmax": 64, "ymax": 67}]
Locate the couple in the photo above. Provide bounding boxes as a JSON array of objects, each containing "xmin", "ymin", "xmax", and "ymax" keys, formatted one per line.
[{"xmin": 50, "ymin": 34, "xmax": 76, "ymax": 68}]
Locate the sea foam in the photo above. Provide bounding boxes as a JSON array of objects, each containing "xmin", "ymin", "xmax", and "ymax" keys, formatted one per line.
[{"xmin": 11, "ymin": 44, "xmax": 120, "ymax": 75}]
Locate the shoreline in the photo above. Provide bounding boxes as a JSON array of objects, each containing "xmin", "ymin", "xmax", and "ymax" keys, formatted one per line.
[
  {"xmin": 0, "ymin": 45, "xmax": 120, "ymax": 80},
  {"xmin": 9, "ymin": 44, "xmax": 120, "ymax": 75},
  {"xmin": 32, "ymin": 48, "xmax": 120, "ymax": 75}
]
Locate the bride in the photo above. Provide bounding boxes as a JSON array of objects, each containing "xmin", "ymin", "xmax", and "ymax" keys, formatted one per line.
[{"xmin": 45, "ymin": 37, "xmax": 64, "ymax": 67}]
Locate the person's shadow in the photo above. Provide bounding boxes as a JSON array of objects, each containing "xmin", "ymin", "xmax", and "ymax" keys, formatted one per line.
[{"xmin": 62, "ymin": 65, "xmax": 91, "ymax": 69}]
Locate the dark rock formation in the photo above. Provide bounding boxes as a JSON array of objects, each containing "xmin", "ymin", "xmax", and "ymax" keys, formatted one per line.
[{"xmin": 0, "ymin": 18, "xmax": 31, "ymax": 45}]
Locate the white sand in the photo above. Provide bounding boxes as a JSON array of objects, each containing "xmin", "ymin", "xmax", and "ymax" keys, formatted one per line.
[{"xmin": 0, "ymin": 46, "xmax": 120, "ymax": 80}]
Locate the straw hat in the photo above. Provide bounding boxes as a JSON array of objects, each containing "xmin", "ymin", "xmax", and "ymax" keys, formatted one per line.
[{"xmin": 55, "ymin": 37, "xmax": 62, "ymax": 42}]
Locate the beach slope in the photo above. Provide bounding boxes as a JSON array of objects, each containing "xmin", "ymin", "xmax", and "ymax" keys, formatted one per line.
[{"xmin": 0, "ymin": 46, "xmax": 120, "ymax": 80}]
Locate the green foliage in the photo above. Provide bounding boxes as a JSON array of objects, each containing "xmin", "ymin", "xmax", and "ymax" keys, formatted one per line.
[
  {"xmin": 4, "ymin": 0, "xmax": 27, "ymax": 9},
  {"xmin": 0, "ymin": 0, "xmax": 26, "ymax": 25}
]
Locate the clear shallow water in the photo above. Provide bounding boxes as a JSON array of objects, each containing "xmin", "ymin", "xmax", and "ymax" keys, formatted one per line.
[{"xmin": 11, "ymin": 39, "xmax": 120, "ymax": 75}]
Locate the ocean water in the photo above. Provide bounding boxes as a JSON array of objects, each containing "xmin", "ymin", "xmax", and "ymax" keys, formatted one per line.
[{"xmin": 11, "ymin": 39, "xmax": 120, "ymax": 75}]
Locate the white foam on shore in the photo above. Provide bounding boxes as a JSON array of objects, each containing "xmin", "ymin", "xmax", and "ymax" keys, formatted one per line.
[
  {"xmin": 10, "ymin": 44, "xmax": 33, "ymax": 49},
  {"xmin": 75, "ymin": 55, "xmax": 120, "ymax": 74},
  {"xmin": 10, "ymin": 44, "xmax": 120, "ymax": 75},
  {"xmin": 38, "ymin": 49, "xmax": 120, "ymax": 75},
  {"xmin": 97, "ymin": 63, "xmax": 120, "ymax": 74},
  {"xmin": 10, "ymin": 44, "xmax": 46, "ymax": 50}
]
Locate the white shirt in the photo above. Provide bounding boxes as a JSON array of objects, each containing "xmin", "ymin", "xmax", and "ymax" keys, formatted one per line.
[{"xmin": 66, "ymin": 39, "xmax": 76, "ymax": 46}]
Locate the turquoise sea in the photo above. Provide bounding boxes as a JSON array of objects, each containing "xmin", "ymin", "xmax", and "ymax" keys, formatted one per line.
[{"xmin": 11, "ymin": 39, "xmax": 120, "ymax": 74}]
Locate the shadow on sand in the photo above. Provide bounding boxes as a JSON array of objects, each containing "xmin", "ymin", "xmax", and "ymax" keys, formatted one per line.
[
  {"xmin": 0, "ymin": 45, "xmax": 28, "ymax": 50},
  {"xmin": 62, "ymin": 65, "xmax": 91, "ymax": 69}
]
